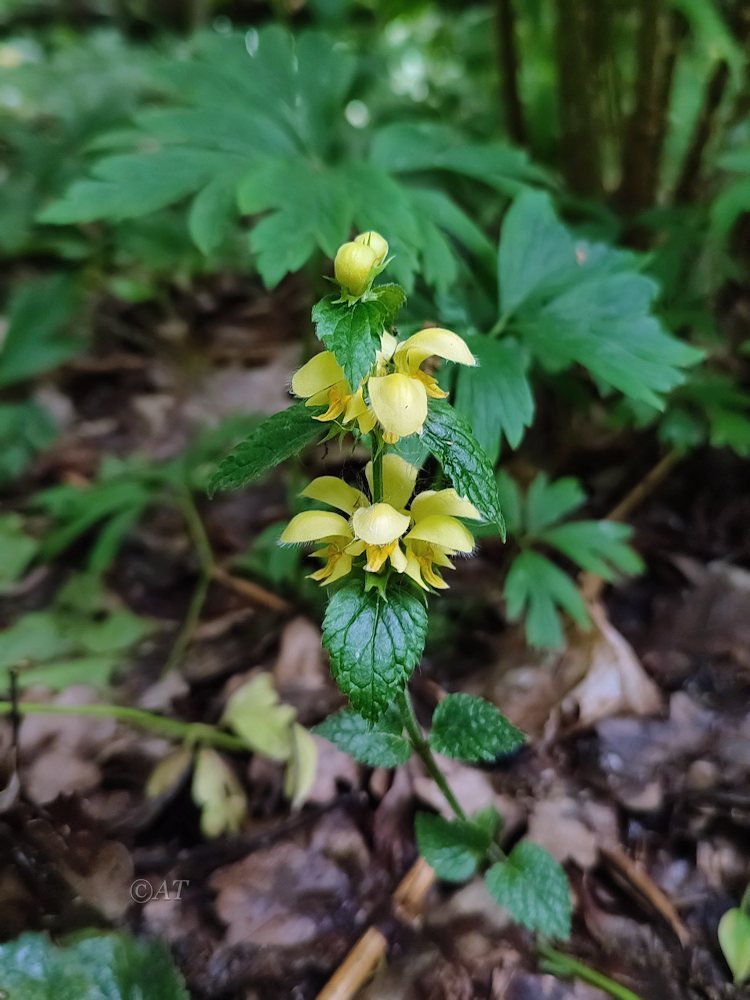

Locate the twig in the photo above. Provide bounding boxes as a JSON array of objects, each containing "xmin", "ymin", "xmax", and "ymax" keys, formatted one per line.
[
  {"xmin": 673, "ymin": 61, "xmax": 730, "ymax": 204},
  {"xmin": 210, "ymin": 565, "xmax": 293, "ymax": 613},
  {"xmin": 317, "ymin": 859, "xmax": 437, "ymax": 1000},
  {"xmin": 600, "ymin": 844, "xmax": 690, "ymax": 946},
  {"xmin": 581, "ymin": 447, "xmax": 681, "ymax": 602}
]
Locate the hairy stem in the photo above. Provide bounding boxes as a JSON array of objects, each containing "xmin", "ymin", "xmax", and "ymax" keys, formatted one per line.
[
  {"xmin": 398, "ymin": 688, "xmax": 467, "ymax": 821},
  {"xmin": 0, "ymin": 700, "xmax": 248, "ymax": 753},
  {"xmin": 539, "ymin": 945, "xmax": 644, "ymax": 1000},
  {"xmin": 163, "ymin": 487, "xmax": 215, "ymax": 675}
]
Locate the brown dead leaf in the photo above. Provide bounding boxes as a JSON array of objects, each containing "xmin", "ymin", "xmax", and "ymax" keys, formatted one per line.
[{"xmin": 273, "ymin": 616, "xmax": 327, "ymax": 693}]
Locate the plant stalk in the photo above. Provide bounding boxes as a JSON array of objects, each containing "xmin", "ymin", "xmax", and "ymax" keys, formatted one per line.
[
  {"xmin": 0, "ymin": 700, "xmax": 248, "ymax": 752},
  {"xmin": 398, "ymin": 688, "xmax": 467, "ymax": 821}
]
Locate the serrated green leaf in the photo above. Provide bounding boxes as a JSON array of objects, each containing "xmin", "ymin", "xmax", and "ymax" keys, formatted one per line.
[
  {"xmin": 322, "ymin": 579, "xmax": 427, "ymax": 722},
  {"xmin": 540, "ymin": 521, "xmax": 643, "ymax": 579},
  {"xmin": 415, "ymin": 812, "xmax": 491, "ymax": 882},
  {"xmin": 311, "ymin": 297, "xmax": 385, "ymax": 389},
  {"xmin": 485, "ymin": 841, "xmax": 571, "ymax": 939},
  {"xmin": 0, "ymin": 931, "xmax": 188, "ymax": 999},
  {"xmin": 499, "ymin": 191, "xmax": 703, "ymax": 409},
  {"xmin": 188, "ymin": 172, "xmax": 243, "ymax": 255},
  {"xmin": 372, "ymin": 283, "xmax": 406, "ymax": 325},
  {"xmin": 718, "ymin": 907, "xmax": 750, "ymax": 984},
  {"xmin": 495, "ymin": 471, "xmax": 523, "ymax": 536},
  {"xmin": 430, "ymin": 693, "xmax": 525, "ymax": 762},
  {"xmin": 313, "ymin": 707, "xmax": 411, "ymax": 767},
  {"xmin": 454, "ymin": 338, "xmax": 534, "ymax": 461},
  {"xmin": 421, "ymin": 400, "xmax": 505, "ymax": 536},
  {"xmin": 208, "ymin": 403, "xmax": 325, "ymax": 495},
  {"xmin": 504, "ymin": 551, "xmax": 589, "ymax": 649},
  {"xmin": 524, "ymin": 474, "xmax": 586, "ymax": 535}
]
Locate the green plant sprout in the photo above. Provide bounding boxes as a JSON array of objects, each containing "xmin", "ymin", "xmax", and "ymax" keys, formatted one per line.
[
  {"xmin": 719, "ymin": 884, "xmax": 750, "ymax": 985},
  {"xmin": 209, "ymin": 231, "xmax": 572, "ymax": 940}
]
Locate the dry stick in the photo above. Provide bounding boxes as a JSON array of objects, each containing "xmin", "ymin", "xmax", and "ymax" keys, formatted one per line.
[
  {"xmin": 581, "ymin": 447, "xmax": 681, "ymax": 603},
  {"xmin": 317, "ymin": 860, "xmax": 437, "ymax": 1000},
  {"xmin": 210, "ymin": 565, "xmax": 292, "ymax": 614}
]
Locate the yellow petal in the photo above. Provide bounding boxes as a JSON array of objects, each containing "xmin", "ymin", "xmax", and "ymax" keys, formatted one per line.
[
  {"xmin": 406, "ymin": 514, "xmax": 475, "ymax": 553},
  {"xmin": 365, "ymin": 453, "xmax": 418, "ymax": 509},
  {"xmin": 404, "ymin": 550, "xmax": 429, "ymax": 590},
  {"xmin": 301, "ymin": 477, "xmax": 366, "ymax": 515},
  {"xmin": 379, "ymin": 330, "xmax": 398, "ymax": 361},
  {"xmin": 280, "ymin": 510, "xmax": 352, "ymax": 544},
  {"xmin": 345, "ymin": 539, "xmax": 366, "ymax": 556},
  {"xmin": 354, "ymin": 230, "xmax": 389, "ymax": 266},
  {"xmin": 368, "ymin": 373, "xmax": 428, "ymax": 440},
  {"xmin": 284, "ymin": 723, "xmax": 318, "ymax": 809},
  {"xmin": 352, "ymin": 502, "xmax": 410, "ymax": 546},
  {"xmin": 410, "ymin": 488, "xmax": 481, "ymax": 522},
  {"xmin": 322, "ymin": 552, "xmax": 353, "ymax": 584},
  {"xmin": 291, "ymin": 351, "xmax": 347, "ymax": 398},
  {"xmin": 396, "ymin": 327, "xmax": 476, "ymax": 373},
  {"xmin": 389, "ymin": 542, "xmax": 408, "ymax": 573}
]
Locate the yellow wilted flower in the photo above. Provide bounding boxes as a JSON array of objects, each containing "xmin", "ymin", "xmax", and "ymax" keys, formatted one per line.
[
  {"xmin": 404, "ymin": 488, "xmax": 482, "ymax": 590},
  {"xmin": 368, "ymin": 328, "xmax": 476, "ymax": 443},
  {"xmin": 222, "ymin": 672, "xmax": 296, "ymax": 760},
  {"xmin": 191, "ymin": 748, "xmax": 246, "ymax": 838},
  {"xmin": 283, "ymin": 723, "xmax": 318, "ymax": 810}
]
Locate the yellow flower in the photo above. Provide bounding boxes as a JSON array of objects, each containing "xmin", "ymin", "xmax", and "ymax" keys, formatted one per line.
[
  {"xmin": 368, "ymin": 328, "xmax": 476, "ymax": 442},
  {"xmin": 404, "ymin": 488, "xmax": 481, "ymax": 591},
  {"xmin": 291, "ymin": 350, "xmax": 375, "ymax": 434},
  {"xmin": 280, "ymin": 455, "xmax": 419, "ymax": 581},
  {"xmin": 334, "ymin": 241, "xmax": 378, "ymax": 297}
]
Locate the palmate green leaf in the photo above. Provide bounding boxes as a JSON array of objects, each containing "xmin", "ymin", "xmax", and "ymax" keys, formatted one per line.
[
  {"xmin": 421, "ymin": 400, "xmax": 505, "ymax": 536},
  {"xmin": 504, "ymin": 551, "xmax": 589, "ymax": 650},
  {"xmin": 524, "ymin": 474, "xmax": 585, "ymax": 535},
  {"xmin": 498, "ymin": 191, "xmax": 703, "ymax": 408},
  {"xmin": 313, "ymin": 707, "xmax": 411, "ymax": 767},
  {"xmin": 415, "ymin": 812, "xmax": 492, "ymax": 882},
  {"xmin": 454, "ymin": 338, "xmax": 534, "ymax": 462},
  {"xmin": 0, "ymin": 275, "xmax": 81, "ymax": 387},
  {"xmin": 208, "ymin": 404, "xmax": 325, "ymax": 495},
  {"xmin": 485, "ymin": 841, "xmax": 571, "ymax": 940},
  {"xmin": 322, "ymin": 579, "xmax": 427, "ymax": 722},
  {"xmin": 430, "ymin": 693, "xmax": 525, "ymax": 762},
  {"xmin": 540, "ymin": 521, "xmax": 644, "ymax": 580},
  {"xmin": 0, "ymin": 931, "xmax": 188, "ymax": 1000}
]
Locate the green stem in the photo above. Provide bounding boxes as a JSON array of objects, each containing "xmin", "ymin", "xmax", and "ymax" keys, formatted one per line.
[
  {"xmin": 371, "ymin": 435, "xmax": 384, "ymax": 503},
  {"xmin": 163, "ymin": 487, "xmax": 215, "ymax": 675},
  {"xmin": 398, "ymin": 688, "xmax": 467, "ymax": 821},
  {"xmin": 539, "ymin": 945, "xmax": 644, "ymax": 1000},
  {"xmin": 0, "ymin": 700, "xmax": 248, "ymax": 753}
]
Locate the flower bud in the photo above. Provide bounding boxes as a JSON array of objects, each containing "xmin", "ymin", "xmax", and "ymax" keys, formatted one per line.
[
  {"xmin": 334, "ymin": 241, "xmax": 378, "ymax": 297},
  {"xmin": 354, "ymin": 230, "xmax": 389, "ymax": 267}
]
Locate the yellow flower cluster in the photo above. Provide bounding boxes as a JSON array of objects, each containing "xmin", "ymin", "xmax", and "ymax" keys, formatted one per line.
[
  {"xmin": 292, "ymin": 326, "xmax": 476, "ymax": 443},
  {"xmin": 281, "ymin": 454, "xmax": 481, "ymax": 590}
]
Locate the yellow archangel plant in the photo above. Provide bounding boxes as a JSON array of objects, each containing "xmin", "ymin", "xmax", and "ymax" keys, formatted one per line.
[{"xmin": 209, "ymin": 232, "xmax": 571, "ymax": 944}]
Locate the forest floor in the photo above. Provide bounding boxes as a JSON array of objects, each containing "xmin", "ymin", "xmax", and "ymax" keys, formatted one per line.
[{"xmin": 1, "ymin": 274, "xmax": 748, "ymax": 999}]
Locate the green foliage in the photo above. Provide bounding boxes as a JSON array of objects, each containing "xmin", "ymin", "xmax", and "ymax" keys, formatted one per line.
[
  {"xmin": 0, "ymin": 574, "xmax": 153, "ymax": 692},
  {"xmin": 0, "ymin": 930, "xmax": 188, "ymax": 999},
  {"xmin": 659, "ymin": 372, "xmax": 750, "ymax": 457},
  {"xmin": 485, "ymin": 841, "xmax": 571, "ymax": 940},
  {"xmin": 41, "ymin": 26, "xmax": 540, "ymax": 293},
  {"xmin": 414, "ymin": 811, "xmax": 495, "ymax": 882},
  {"xmin": 0, "ymin": 275, "xmax": 81, "ymax": 387},
  {"xmin": 421, "ymin": 400, "xmax": 505, "ymax": 535},
  {"xmin": 0, "ymin": 513, "xmax": 38, "ymax": 591},
  {"xmin": 454, "ymin": 337, "xmax": 534, "ymax": 462},
  {"xmin": 499, "ymin": 472, "xmax": 643, "ymax": 648},
  {"xmin": 719, "ymin": 901, "xmax": 750, "ymax": 984},
  {"xmin": 313, "ymin": 706, "xmax": 411, "ymax": 767},
  {"xmin": 312, "ymin": 284, "xmax": 405, "ymax": 388},
  {"xmin": 208, "ymin": 404, "xmax": 325, "ymax": 495},
  {"xmin": 0, "ymin": 401, "xmax": 56, "ymax": 486},
  {"xmin": 322, "ymin": 580, "xmax": 428, "ymax": 722},
  {"xmin": 429, "ymin": 693, "xmax": 525, "ymax": 762},
  {"xmin": 495, "ymin": 192, "xmax": 703, "ymax": 409}
]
